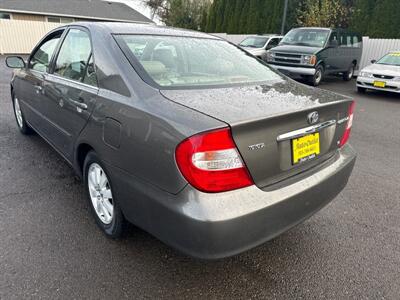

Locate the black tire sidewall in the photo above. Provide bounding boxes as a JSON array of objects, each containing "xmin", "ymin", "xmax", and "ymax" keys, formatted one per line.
[
  {"xmin": 83, "ymin": 151, "xmax": 124, "ymax": 238},
  {"xmin": 343, "ymin": 65, "xmax": 354, "ymax": 81},
  {"xmin": 312, "ymin": 65, "xmax": 324, "ymax": 86}
]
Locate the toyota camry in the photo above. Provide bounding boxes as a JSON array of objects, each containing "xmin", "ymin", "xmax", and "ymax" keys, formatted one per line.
[{"xmin": 6, "ymin": 23, "xmax": 356, "ymax": 259}]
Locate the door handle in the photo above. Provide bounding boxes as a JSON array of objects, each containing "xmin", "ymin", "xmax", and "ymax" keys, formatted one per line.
[
  {"xmin": 33, "ymin": 85, "xmax": 43, "ymax": 94},
  {"xmin": 71, "ymin": 99, "xmax": 88, "ymax": 110}
]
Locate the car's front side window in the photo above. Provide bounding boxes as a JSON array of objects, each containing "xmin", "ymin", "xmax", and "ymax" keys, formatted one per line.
[
  {"xmin": 54, "ymin": 28, "xmax": 95, "ymax": 84},
  {"xmin": 29, "ymin": 31, "xmax": 63, "ymax": 72}
]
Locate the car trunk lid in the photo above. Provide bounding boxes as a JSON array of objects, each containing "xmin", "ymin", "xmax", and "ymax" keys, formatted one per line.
[{"xmin": 161, "ymin": 80, "xmax": 353, "ymax": 189}]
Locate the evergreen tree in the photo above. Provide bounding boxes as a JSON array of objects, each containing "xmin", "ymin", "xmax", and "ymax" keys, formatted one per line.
[
  {"xmin": 200, "ymin": 6, "xmax": 208, "ymax": 32},
  {"xmin": 145, "ymin": 0, "xmax": 400, "ymax": 38},
  {"xmin": 238, "ymin": 0, "xmax": 250, "ymax": 33},
  {"xmin": 214, "ymin": 0, "xmax": 227, "ymax": 33},
  {"xmin": 369, "ymin": 0, "xmax": 400, "ymax": 38},
  {"xmin": 350, "ymin": 0, "xmax": 375, "ymax": 36},
  {"xmin": 222, "ymin": 0, "xmax": 236, "ymax": 33},
  {"xmin": 206, "ymin": 1, "xmax": 217, "ymax": 32},
  {"xmin": 230, "ymin": 0, "xmax": 245, "ymax": 33},
  {"xmin": 246, "ymin": 0, "xmax": 260, "ymax": 33}
]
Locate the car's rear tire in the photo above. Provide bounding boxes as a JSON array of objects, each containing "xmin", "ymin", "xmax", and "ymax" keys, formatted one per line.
[
  {"xmin": 84, "ymin": 151, "xmax": 126, "ymax": 238},
  {"xmin": 12, "ymin": 94, "xmax": 33, "ymax": 135},
  {"xmin": 343, "ymin": 64, "xmax": 355, "ymax": 81},
  {"xmin": 357, "ymin": 86, "xmax": 367, "ymax": 93},
  {"xmin": 309, "ymin": 65, "xmax": 324, "ymax": 86}
]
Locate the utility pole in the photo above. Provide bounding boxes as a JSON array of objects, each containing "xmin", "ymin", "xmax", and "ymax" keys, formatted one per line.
[{"xmin": 281, "ymin": 0, "xmax": 289, "ymax": 35}]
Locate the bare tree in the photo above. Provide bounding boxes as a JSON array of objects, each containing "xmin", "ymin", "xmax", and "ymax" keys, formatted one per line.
[
  {"xmin": 141, "ymin": 0, "xmax": 169, "ymax": 21},
  {"xmin": 140, "ymin": 0, "xmax": 211, "ymax": 30}
]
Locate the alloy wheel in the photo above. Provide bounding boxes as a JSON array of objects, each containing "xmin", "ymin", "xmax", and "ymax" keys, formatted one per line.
[{"xmin": 87, "ymin": 163, "xmax": 114, "ymax": 225}]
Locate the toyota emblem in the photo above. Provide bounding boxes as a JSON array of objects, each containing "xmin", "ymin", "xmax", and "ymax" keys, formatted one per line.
[{"xmin": 307, "ymin": 111, "xmax": 319, "ymax": 125}]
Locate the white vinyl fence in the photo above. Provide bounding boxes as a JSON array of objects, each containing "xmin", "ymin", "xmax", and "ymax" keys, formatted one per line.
[
  {"xmin": 0, "ymin": 20, "xmax": 59, "ymax": 54},
  {"xmin": 215, "ymin": 33, "xmax": 400, "ymax": 74},
  {"xmin": 1, "ymin": 21, "xmax": 400, "ymax": 73},
  {"xmin": 359, "ymin": 37, "xmax": 400, "ymax": 71}
]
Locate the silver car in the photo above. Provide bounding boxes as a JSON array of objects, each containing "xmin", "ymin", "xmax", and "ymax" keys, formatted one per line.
[
  {"xmin": 357, "ymin": 51, "xmax": 400, "ymax": 93},
  {"xmin": 239, "ymin": 35, "xmax": 283, "ymax": 61}
]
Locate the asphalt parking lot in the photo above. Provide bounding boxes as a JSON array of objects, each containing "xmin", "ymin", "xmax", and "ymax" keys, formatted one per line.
[{"xmin": 1, "ymin": 57, "xmax": 399, "ymax": 299}]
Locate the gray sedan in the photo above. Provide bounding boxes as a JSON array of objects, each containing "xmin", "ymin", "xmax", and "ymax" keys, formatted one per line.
[{"xmin": 6, "ymin": 23, "xmax": 356, "ymax": 259}]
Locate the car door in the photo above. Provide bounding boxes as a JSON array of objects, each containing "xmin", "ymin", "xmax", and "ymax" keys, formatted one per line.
[
  {"xmin": 41, "ymin": 27, "xmax": 99, "ymax": 161},
  {"xmin": 17, "ymin": 30, "xmax": 65, "ymax": 131}
]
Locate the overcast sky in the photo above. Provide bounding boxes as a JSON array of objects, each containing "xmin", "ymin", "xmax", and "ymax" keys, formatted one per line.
[{"xmin": 106, "ymin": 0, "xmax": 162, "ymax": 24}]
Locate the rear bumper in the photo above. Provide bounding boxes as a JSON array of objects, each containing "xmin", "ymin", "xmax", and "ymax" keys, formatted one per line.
[
  {"xmin": 110, "ymin": 144, "xmax": 356, "ymax": 259},
  {"xmin": 357, "ymin": 76, "xmax": 400, "ymax": 93},
  {"xmin": 269, "ymin": 64, "xmax": 316, "ymax": 76}
]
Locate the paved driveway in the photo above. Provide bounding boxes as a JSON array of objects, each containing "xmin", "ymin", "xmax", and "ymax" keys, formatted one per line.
[{"xmin": 1, "ymin": 58, "xmax": 399, "ymax": 299}]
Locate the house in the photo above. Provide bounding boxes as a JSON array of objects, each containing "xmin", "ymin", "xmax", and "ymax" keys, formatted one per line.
[
  {"xmin": 0, "ymin": 0, "xmax": 152, "ymax": 24},
  {"xmin": 0, "ymin": 0, "xmax": 153, "ymax": 54}
]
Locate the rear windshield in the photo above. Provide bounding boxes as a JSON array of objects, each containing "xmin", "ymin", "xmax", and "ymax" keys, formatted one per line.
[
  {"xmin": 377, "ymin": 52, "xmax": 400, "ymax": 66},
  {"xmin": 115, "ymin": 35, "xmax": 282, "ymax": 88},
  {"xmin": 239, "ymin": 37, "xmax": 268, "ymax": 48},
  {"xmin": 281, "ymin": 28, "xmax": 330, "ymax": 48}
]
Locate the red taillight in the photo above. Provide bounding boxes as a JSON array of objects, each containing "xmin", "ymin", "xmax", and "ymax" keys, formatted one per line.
[
  {"xmin": 175, "ymin": 128, "xmax": 253, "ymax": 193},
  {"xmin": 339, "ymin": 101, "xmax": 355, "ymax": 147}
]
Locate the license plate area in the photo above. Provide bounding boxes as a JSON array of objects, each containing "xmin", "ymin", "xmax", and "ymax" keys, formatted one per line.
[
  {"xmin": 292, "ymin": 133, "xmax": 320, "ymax": 165},
  {"xmin": 373, "ymin": 81, "xmax": 386, "ymax": 88}
]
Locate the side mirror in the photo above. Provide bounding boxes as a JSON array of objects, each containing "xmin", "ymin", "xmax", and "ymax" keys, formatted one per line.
[
  {"xmin": 329, "ymin": 40, "xmax": 339, "ymax": 48},
  {"xmin": 87, "ymin": 63, "xmax": 95, "ymax": 76},
  {"xmin": 6, "ymin": 56, "xmax": 25, "ymax": 69},
  {"xmin": 371, "ymin": 59, "xmax": 377, "ymax": 64}
]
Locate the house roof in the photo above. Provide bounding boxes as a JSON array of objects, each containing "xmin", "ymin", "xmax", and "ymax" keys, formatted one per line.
[{"xmin": 0, "ymin": 0, "xmax": 153, "ymax": 23}]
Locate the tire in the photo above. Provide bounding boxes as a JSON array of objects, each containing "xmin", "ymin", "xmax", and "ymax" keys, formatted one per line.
[
  {"xmin": 12, "ymin": 94, "xmax": 33, "ymax": 135},
  {"xmin": 357, "ymin": 86, "xmax": 367, "ymax": 93},
  {"xmin": 84, "ymin": 151, "xmax": 126, "ymax": 238},
  {"xmin": 343, "ymin": 64, "xmax": 355, "ymax": 81},
  {"xmin": 309, "ymin": 65, "xmax": 324, "ymax": 86}
]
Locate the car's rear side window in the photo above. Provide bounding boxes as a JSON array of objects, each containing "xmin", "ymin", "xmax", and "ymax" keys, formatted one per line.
[
  {"xmin": 116, "ymin": 35, "xmax": 283, "ymax": 89},
  {"xmin": 29, "ymin": 31, "xmax": 63, "ymax": 72},
  {"xmin": 54, "ymin": 28, "xmax": 96, "ymax": 86}
]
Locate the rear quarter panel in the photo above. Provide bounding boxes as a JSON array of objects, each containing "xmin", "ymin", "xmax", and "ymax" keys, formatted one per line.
[{"xmin": 76, "ymin": 26, "xmax": 225, "ymax": 194}]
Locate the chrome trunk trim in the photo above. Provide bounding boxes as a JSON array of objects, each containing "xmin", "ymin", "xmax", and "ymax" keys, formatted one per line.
[{"xmin": 276, "ymin": 120, "xmax": 337, "ymax": 142}]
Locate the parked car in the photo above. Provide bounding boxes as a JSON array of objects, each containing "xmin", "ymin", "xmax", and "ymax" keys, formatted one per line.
[
  {"xmin": 357, "ymin": 51, "xmax": 400, "ymax": 94},
  {"xmin": 239, "ymin": 35, "xmax": 283, "ymax": 61},
  {"xmin": 6, "ymin": 23, "xmax": 356, "ymax": 259},
  {"xmin": 266, "ymin": 27, "xmax": 362, "ymax": 86}
]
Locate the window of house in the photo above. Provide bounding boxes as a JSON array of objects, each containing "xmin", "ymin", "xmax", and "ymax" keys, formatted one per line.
[
  {"xmin": 0, "ymin": 12, "xmax": 11, "ymax": 20},
  {"xmin": 47, "ymin": 17, "xmax": 74, "ymax": 23}
]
